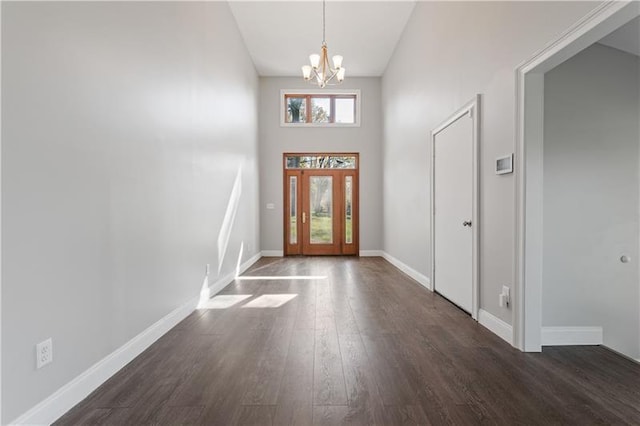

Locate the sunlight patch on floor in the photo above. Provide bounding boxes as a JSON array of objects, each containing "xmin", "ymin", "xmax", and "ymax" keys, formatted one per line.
[
  {"xmin": 201, "ymin": 294, "xmax": 253, "ymax": 309},
  {"xmin": 235, "ymin": 275, "xmax": 327, "ymax": 281},
  {"xmin": 241, "ymin": 294, "xmax": 298, "ymax": 308}
]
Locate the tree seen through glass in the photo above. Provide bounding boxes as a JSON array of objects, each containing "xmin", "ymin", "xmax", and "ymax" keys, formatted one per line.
[
  {"xmin": 285, "ymin": 94, "xmax": 355, "ymax": 124},
  {"xmin": 286, "ymin": 155, "xmax": 356, "ymax": 169}
]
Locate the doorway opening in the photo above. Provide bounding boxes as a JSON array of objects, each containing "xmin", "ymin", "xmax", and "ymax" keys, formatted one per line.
[
  {"xmin": 515, "ymin": 1, "xmax": 640, "ymax": 354},
  {"xmin": 283, "ymin": 153, "xmax": 359, "ymax": 256}
]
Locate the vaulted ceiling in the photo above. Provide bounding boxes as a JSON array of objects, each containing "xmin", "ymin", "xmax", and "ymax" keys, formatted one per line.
[
  {"xmin": 599, "ymin": 16, "xmax": 640, "ymax": 57},
  {"xmin": 228, "ymin": 1, "xmax": 416, "ymax": 77}
]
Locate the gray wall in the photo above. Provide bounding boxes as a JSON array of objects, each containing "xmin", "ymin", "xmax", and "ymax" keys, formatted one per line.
[
  {"xmin": 259, "ymin": 77, "xmax": 383, "ymax": 253},
  {"xmin": 1, "ymin": 2, "xmax": 259, "ymax": 422},
  {"xmin": 543, "ymin": 43, "xmax": 640, "ymax": 359},
  {"xmin": 381, "ymin": 1, "xmax": 597, "ymax": 324}
]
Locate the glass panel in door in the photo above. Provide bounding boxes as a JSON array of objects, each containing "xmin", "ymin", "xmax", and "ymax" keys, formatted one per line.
[
  {"xmin": 289, "ymin": 176, "xmax": 297, "ymax": 244},
  {"xmin": 345, "ymin": 176, "xmax": 353, "ymax": 244},
  {"xmin": 309, "ymin": 176, "xmax": 333, "ymax": 244}
]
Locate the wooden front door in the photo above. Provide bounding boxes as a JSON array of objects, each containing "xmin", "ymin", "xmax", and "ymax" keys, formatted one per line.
[{"xmin": 284, "ymin": 154, "xmax": 358, "ymax": 256}]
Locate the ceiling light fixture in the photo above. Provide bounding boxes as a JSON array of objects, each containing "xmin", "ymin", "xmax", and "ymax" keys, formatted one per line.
[{"xmin": 301, "ymin": 0, "xmax": 345, "ymax": 88}]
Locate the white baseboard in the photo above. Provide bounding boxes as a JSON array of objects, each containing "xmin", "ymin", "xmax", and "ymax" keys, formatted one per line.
[
  {"xmin": 359, "ymin": 250, "xmax": 383, "ymax": 257},
  {"xmin": 478, "ymin": 309, "xmax": 513, "ymax": 345},
  {"xmin": 10, "ymin": 254, "xmax": 263, "ymax": 426},
  {"xmin": 541, "ymin": 326, "xmax": 603, "ymax": 346},
  {"xmin": 10, "ymin": 299, "xmax": 196, "ymax": 426},
  {"xmin": 261, "ymin": 250, "xmax": 283, "ymax": 257},
  {"xmin": 206, "ymin": 252, "xmax": 262, "ymax": 296},
  {"xmin": 380, "ymin": 251, "xmax": 431, "ymax": 290},
  {"xmin": 239, "ymin": 252, "xmax": 262, "ymax": 274}
]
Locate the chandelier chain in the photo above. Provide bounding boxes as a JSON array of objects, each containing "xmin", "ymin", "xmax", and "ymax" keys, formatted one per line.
[
  {"xmin": 301, "ymin": 0, "xmax": 344, "ymax": 87},
  {"xmin": 322, "ymin": 0, "xmax": 326, "ymax": 44}
]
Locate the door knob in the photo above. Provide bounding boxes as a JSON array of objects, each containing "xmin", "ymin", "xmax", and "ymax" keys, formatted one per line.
[
  {"xmin": 302, "ymin": 212, "xmax": 306, "ymax": 224},
  {"xmin": 463, "ymin": 221, "xmax": 472, "ymax": 227}
]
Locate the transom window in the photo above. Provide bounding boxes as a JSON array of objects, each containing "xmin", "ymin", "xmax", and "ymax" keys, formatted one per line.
[
  {"xmin": 281, "ymin": 90, "xmax": 360, "ymax": 127},
  {"xmin": 285, "ymin": 155, "xmax": 357, "ymax": 169}
]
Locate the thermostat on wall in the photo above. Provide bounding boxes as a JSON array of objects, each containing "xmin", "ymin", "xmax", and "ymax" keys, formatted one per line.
[{"xmin": 496, "ymin": 154, "xmax": 514, "ymax": 175}]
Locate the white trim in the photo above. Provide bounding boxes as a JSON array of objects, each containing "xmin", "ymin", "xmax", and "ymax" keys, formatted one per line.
[
  {"xmin": 359, "ymin": 250, "xmax": 383, "ymax": 257},
  {"xmin": 478, "ymin": 309, "xmax": 513, "ymax": 345},
  {"xmin": 280, "ymin": 89, "xmax": 361, "ymax": 128},
  {"xmin": 239, "ymin": 252, "xmax": 262, "ymax": 274},
  {"xmin": 541, "ymin": 326, "xmax": 603, "ymax": 346},
  {"xmin": 10, "ymin": 254, "xmax": 263, "ymax": 426},
  {"xmin": 514, "ymin": 0, "xmax": 640, "ymax": 352},
  {"xmin": 261, "ymin": 250, "xmax": 284, "ymax": 257},
  {"xmin": 381, "ymin": 252, "xmax": 431, "ymax": 291},
  {"xmin": 430, "ymin": 95, "xmax": 481, "ymax": 321},
  {"xmin": 515, "ymin": 72, "xmax": 545, "ymax": 352},
  {"xmin": 0, "ymin": 2, "xmax": 4, "ymax": 423}
]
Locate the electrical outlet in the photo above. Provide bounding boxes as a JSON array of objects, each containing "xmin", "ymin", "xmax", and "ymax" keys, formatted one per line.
[{"xmin": 36, "ymin": 338, "xmax": 53, "ymax": 369}]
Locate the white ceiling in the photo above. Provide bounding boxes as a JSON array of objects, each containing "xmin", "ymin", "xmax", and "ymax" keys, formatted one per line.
[
  {"xmin": 228, "ymin": 1, "xmax": 416, "ymax": 77},
  {"xmin": 599, "ymin": 16, "xmax": 640, "ymax": 57}
]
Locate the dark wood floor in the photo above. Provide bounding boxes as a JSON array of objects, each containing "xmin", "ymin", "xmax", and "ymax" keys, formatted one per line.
[{"xmin": 55, "ymin": 257, "xmax": 640, "ymax": 425}]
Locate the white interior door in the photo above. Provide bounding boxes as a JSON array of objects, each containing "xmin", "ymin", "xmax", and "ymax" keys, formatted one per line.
[{"xmin": 434, "ymin": 113, "xmax": 473, "ymax": 313}]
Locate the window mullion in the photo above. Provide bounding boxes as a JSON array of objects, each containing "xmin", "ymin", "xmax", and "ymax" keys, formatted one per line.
[{"xmin": 330, "ymin": 96, "xmax": 335, "ymax": 123}]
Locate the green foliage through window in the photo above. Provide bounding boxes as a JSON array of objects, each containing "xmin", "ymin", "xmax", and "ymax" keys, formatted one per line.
[{"xmin": 284, "ymin": 94, "xmax": 356, "ymax": 124}]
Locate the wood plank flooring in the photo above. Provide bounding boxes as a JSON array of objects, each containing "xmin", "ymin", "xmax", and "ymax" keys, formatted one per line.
[{"xmin": 55, "ymin": 257, "xmax": 640, "ymax": 425}]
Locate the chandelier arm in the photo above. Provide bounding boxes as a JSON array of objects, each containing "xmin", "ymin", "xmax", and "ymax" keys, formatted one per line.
[
  {"xmin": 325, "ymin": 70, "xmax": 338, "ymax": 84},
  {"xmin": 322, "ymin": 47, "xmax": 326, "ymax": 84}
]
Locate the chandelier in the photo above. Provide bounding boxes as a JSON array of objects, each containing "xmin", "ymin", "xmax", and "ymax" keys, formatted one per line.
[{"xmin": 301, "ymin": 0, "xmax": 345, "ymax": 88}]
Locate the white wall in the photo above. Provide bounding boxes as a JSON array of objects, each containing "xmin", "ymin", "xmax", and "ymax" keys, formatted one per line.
[
  {"xmin": 259, "ymin": 77, "xmax": 383, "ymax": 253},
  {"xmin": 543, "ymin": 43, "xmax": 640, "ymax": 359},
  {"xmin": 382, "ymin": 1, "xmax": 597, "ymax": 325},
  {"xmin": 1, "ymin": 2, "xmax": 259, "ymax": 422}
]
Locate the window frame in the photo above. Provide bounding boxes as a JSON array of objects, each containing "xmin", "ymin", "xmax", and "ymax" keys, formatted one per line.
[
  {"xmin": 284, "ymin": 154, "xmax": 358, "ymax": 170},
  {"xmin": 281, "ymin": 89, "xmax": 361, "ymax": 128}
]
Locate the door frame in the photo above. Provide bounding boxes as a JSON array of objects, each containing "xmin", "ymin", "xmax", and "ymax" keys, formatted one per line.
[
  {"xmin": 430, "ymin": 95, "xmax": 481, "ymax": 320},
  {"xmin": 283, "ymin": 152, "xmax": 359, "ymax": 256},
  {"xmin": 514, "ymin": 0, "xmax": 639, "ymax": 352}
]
